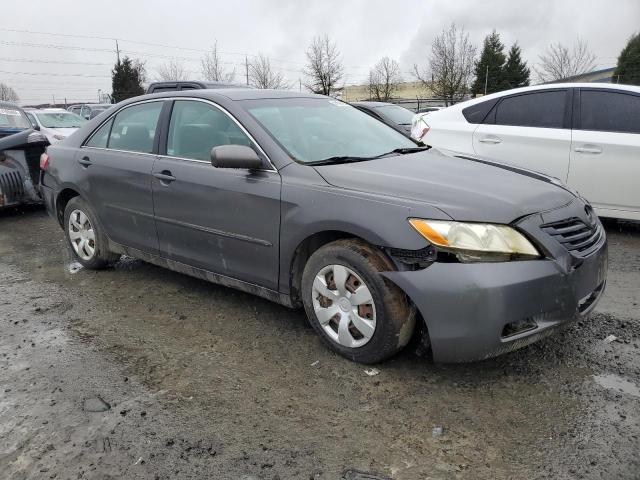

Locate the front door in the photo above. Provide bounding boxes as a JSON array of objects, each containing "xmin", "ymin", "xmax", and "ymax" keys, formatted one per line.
[
  {"xmin": 568, "ymin": 88, "xmax": 640, "ymax": 218},
  {"xmin": 152, "ymin": 99, "xmax": 281, "ymax": 290},
  {"xmin": 473, "ymin": 89, "xmax": 572, "ymax": 181}
]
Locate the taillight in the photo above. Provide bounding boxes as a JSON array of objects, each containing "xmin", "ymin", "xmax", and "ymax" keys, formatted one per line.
[{"xmin": 40, "ymin": 153, "xmax": 50, "ymax": 170}]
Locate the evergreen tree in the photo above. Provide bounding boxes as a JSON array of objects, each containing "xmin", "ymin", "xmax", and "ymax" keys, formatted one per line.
[
  {"xmin": 614, "ymin": 32, "xmax": 640, "ymax": 85},
  {"xmin": 502, "ymin": 43, "xmax": 530, "ymax": 89},
  {"xmin": 111, "ymin": 57, "xmax": 145, "ymax": 103},
  {"xmin": 472, "ymin": 30, "xmax": 506, "ymax": 96}
]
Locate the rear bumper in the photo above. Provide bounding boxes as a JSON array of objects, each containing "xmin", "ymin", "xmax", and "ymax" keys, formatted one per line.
[
  {"xmin": 40, "ymin": 183, "xmax": 56, "ymax": 217},
  {"xmin": 382, "ymin": 240, "xmax": 608, "ymax": 363}
]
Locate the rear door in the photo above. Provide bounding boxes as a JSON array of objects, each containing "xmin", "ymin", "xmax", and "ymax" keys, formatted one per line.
[
  {"xmin": 152, "ymin": 99, "xmax": 281, "ymax": 290},
  {"xmin": 80, "ymin": 100, "xmax": 164, "ymax": 253},
  {"xmin": 568, "ymin": 88, "xmax": 640, "ymax": 218},
  {"xmin": 473, "ymin": 89, "xmax": 572, "ymax": 181}
]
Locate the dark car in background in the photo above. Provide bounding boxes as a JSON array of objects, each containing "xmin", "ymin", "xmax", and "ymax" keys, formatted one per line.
[
  {"xmin": 67, "ymin": 104, "xmax": 113, "ymax": 120},
  {"xmin": 146, "ymin": 80, "xmax": 248, "ymax": 94},
  {"xmin": 351, "ymin": 101, "xmax": 416, "ymax": 135},
  {"xmin": 40, "ymin": 89, "xmax": 607, "ymax": 364}
]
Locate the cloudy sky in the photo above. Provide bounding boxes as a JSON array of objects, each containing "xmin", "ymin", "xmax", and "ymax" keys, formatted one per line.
[{"xmin": 1, "ymin": 0, "xmax": 638, "ymax": 105}]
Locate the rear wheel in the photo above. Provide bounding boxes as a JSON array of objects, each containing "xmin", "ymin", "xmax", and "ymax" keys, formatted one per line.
[
  {"xmin": 63, "ymin": 196, "xmax": 119, "ymax": 269},
  {"xmin": 301, "ymin": 239, "xmax": 415, "ymax": 363}
]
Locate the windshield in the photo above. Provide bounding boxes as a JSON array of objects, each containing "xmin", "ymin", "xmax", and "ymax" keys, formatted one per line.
[
  {"xmin": 244, "ymin": 98, "xmax": 416, "ymax": 163},
  {"xmin": 373, "ymin": 105, "xmax": 415, "ymax": 125},
  {"xmin": 0, "ymin": 106, "xmax": 31, "ymax": 129},
  {"xmin": 35, "ymin": 112, "xmax": 87, "ymax": 128}
]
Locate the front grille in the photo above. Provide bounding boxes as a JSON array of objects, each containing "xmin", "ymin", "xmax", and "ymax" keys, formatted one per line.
[{"xmin": 541, "ymin": 216, "xmax": 603, "ymax": 257}]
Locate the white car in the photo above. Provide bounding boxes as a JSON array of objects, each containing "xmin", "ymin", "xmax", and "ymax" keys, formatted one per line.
[
  {"xmin": 412, "ymin": 83, "xmax": 640, "ymax": 221},
  {"xmin": 24, "ymin": 108, "xmax": 87, "ymax": 144}
]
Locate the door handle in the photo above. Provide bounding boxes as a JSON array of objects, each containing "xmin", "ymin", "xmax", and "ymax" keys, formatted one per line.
[
  {"xmin": 574, "ymin": 145, "xmax": 602, "ymax": 154},
  {"xmin": 78, "ymin": 156, "xmax": 92, "ymax": 167},
  {"xmin": 153, "ymin": 171, "xmax": 176, "ymax": 183},
  {"xmin": 478, "ymin": 136, "xmax": 502, "ymax": 144}
]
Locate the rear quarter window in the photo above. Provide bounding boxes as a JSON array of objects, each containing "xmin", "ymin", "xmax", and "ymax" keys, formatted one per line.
[{"xmin": 462, "ymin": 98, "xmax": 499, "ymax": 124}]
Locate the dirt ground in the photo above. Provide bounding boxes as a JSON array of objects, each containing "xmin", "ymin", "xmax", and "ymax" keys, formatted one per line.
[{"xmin": 1, "ymin": 206, "xmax": 638, "ymax": 480}]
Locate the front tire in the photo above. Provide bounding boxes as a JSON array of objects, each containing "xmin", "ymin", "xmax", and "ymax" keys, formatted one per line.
[
  {"xmin": 301, "ymin": 239, "xmax": 415, "ymax": 364},
  {"xmin": 63, "ymin": 196, "xmax": 119, "ymax": 269}
]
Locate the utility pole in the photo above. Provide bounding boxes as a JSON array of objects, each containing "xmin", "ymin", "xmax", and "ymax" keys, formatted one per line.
[
  {"xmin": 115, "ymin": 40, "xmax": 121, "ymax": 64},
  {"xmin": 245, "ymin": 56, "xmax": 249, "ymax": 86},
  {"xmin": 484, "ymin": 65, "xmax": 489, "ymax": 96},
  {"xmin": 52, "ymin": 94, "xmax": 55, "ymax": 107},
  {"xmin": 299, "ymin": 78, "xmax": 302, "ymax": 92}
]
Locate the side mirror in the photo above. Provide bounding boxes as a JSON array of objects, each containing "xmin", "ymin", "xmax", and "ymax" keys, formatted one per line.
[
  {"xmin": 211, "ymin": 145, "xmax": 263, "ymax": 169},
  {"xmin": 32, "ymin": 124, "xmax": 40, "ymax": 131}
]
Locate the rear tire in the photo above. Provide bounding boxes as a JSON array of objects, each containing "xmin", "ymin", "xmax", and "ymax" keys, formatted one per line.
[
  {"xmin": 63, "ymin": 196, "xmax": 119, "ymax": 270},
  {"xmin": 301, "ymin": 239, "xmax": 415, "ymax": 364}
]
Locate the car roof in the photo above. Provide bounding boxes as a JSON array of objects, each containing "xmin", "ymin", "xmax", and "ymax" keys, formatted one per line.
[
  {"xmin": 438, "ymin": 82, "xmax": 640, "ymax": 113},
  {"xmin": 132, "ymin": 88, "xmax": 325, "ymax": 103},
  {"xmin": 351, "ymin": 101, "xmax": 395, "ymax": 108}
]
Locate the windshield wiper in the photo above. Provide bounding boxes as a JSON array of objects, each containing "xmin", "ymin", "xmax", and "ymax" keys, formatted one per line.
[{"xmin": 308, "ymin": 146, "xmax": 430, "ymax": 166}]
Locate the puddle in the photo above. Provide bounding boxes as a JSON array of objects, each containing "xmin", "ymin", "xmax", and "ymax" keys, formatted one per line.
[{"xmin": 593, "ymin": 374, "xmax": 640, "ymax": 398}]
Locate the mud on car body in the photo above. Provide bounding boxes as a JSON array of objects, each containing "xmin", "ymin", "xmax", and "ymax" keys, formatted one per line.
[{"xmin": 39, "ymin": 89, "xmax": 607, "ymax": 363}]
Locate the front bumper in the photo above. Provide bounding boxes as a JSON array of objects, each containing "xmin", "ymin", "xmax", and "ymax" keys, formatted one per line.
[{"xmin": 382, "ymin": 228, "xmax": 608, "ymax": 363}]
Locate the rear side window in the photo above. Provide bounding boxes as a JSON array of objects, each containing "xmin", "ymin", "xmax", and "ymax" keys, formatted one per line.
[
  {"xmin": 494, "ymin": 90, "xmax": 566, "ymax": 128},
  {"xmin": 108, "ymin": 102, "xmax": 163, "ymax": 153},
  {"xmin": 580, "ymin": 90, "xmax": 640, "ymax": 134},
  {"xmin": 86, "ymin": 119, "xmax": 113, "ymax": 148},
  {"xmin": 462, "ymin": 98, "xmax": 499, "ymax": 124},
  {"xmin": 167, "ymin": 100, "xmax": 251, "ymax": 161}
]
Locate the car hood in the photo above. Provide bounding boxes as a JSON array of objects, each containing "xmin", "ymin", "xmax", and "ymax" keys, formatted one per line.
[
  {"xmin": 43, "ymin": 127, "xmax": 79, "ymax": 137},
  {"xmin": 313, "ymin": 148, "xmax": 576, "ymax": 223}
]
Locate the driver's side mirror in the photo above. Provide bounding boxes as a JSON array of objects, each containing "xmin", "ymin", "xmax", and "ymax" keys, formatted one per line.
[{"xmin": 211, "ymin": 145, "xmax": 263, "ymax": 170}]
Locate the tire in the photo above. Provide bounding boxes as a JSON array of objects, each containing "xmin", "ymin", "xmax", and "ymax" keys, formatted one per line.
[
  {"xmin": 63, "ymin": 196, "xmax": 120, "ymax": 269},
  {"xmin": 301, "ymin": 239, "xmax": 416, "ymax": 364}
]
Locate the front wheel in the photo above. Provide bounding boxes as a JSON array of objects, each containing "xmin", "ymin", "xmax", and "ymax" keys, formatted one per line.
[
  {"xmin": 63, "ymin": 196, "xmax": 120, "ymax": 269},
  {"xmin": 301, "ymin": 239, "xmax": 416, "ymax": 364}
]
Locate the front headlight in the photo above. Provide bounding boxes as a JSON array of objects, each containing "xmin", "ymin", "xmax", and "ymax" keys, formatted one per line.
[{"xmin": 408, "ymin": 218, "xmax": 540, "ymax": 262}]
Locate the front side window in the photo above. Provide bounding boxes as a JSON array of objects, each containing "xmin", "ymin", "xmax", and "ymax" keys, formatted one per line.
[
  {"xmin": 167, "ymin": 100, "xmax": 251, "ymax": 161},
  {"xmin": 108, "ymin": 102, "xmax": 163, "ymax": 153},
  {"xmin": 580, "ymin": 90, "xmax": 640, "ymax": 134},
  {"xmin": 493, "ymin": 90, "xmax": 566, "ymax": 129},
  {"xmin": 243, "ymin": 98, "xmax": 416, "ymax": 163}
]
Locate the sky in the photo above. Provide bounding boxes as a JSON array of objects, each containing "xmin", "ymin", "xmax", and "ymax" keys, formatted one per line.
[{"xmin": 1, "ymin": 0, "xmax": 638, "ymax": 105}]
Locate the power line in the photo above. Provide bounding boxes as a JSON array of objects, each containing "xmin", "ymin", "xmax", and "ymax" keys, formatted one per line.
[
  {"xmin": 0, "ymin": 57, "xmax": 111, "ymax": 66},
  {"xmin": 0, "ymin": 70, "xmax": 110, "ymax": 78}
]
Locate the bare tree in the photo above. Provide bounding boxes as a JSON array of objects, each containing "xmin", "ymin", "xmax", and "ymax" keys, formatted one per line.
[
  {"xmin": 201, "ymin": 41, "xmax": 236, "ymax": 82},
  {"xmin": 303, "ymin": 34, "xmax": 344, "ymax": 95},
  {"xmin": 368, "ymin": 57, "xmax": 403, "ymax": 101},
  {"xmin": 0, "ymin": 82, "xmax": 19, "ymax": 102},
  {"xmin": 249, "ymin": 54, "xmax": 289, "ymax": 89},
  {"xmin": 155, "ymin": 60, "xmax": 187, "ymax": 81},
  {"xmin": 536, "ymin": 38, "xmax": 596, "ymax": 82},
  {"xmin": 414, "ymin": 23, "xmax": 476, "ymax": 106}
]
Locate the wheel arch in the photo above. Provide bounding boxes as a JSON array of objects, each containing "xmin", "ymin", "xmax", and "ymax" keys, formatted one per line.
[
  {"xmin": 55, "ymin": 187, "xmax": 81, "ymax": 227},
  {"xmin": 287, "ymin": 229, "xmax": 393, "ymax": 307}
]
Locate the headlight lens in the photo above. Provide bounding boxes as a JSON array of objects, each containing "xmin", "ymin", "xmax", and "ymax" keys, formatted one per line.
[{"xmin": 408, "ymin": 218, "xmax": 540, "ymax": 261}]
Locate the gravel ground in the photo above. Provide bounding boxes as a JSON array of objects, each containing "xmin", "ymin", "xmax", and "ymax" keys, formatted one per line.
[{"xmin": 0, "ymin": 207, "xmax": 638, "ymax": 480}]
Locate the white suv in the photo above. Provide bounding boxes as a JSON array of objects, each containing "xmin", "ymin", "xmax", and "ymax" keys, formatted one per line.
[{"xmin": 412, "ymin": 83, "xmax": 640, "ymax": 221}]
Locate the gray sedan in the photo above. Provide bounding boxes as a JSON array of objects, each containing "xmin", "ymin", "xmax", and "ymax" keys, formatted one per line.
[{"xmin": 40, "ymin": 89, "xmax": 607, "ymax": 363}]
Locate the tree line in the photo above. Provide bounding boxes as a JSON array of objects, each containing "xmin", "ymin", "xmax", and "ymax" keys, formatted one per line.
[{"xmin": 2, "ymin": 28, "xmax": 638, "ymax": 105}]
